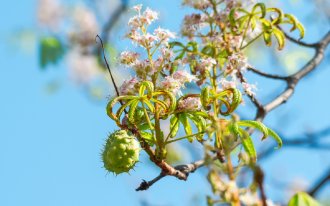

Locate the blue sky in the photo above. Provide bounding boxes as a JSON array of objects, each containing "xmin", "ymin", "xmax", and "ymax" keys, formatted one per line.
[{"xmin": 0, "ymin": 0, "xmax": 330, "ymax": 206}]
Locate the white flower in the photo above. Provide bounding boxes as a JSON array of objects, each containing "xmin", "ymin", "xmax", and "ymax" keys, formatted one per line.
[
  {"xmin": 132, "ymin": 59, "xmax": 148, "ymax": 72},
  {"xmin": 242, "ymin": 82, "xmax": 257, "ymax": 96},
  {"xmin": 37, "ymin": 0, "xmax": 63, "ymax": 30},
  {"xmin": 183, "ymin": 0, "xmax": 212, "ymax": 10},
  {"xmin": 67, "ymin": 49, "xmax": 100, "ymax": 84},
  {"xmin": 227, "ymin": 53, "xmax": 248, "ymax": 72},
  {"xmin": 266, "ymin": 199, "xmax": 280, "ymax": 206},
  {"xmin": 161, "ymin": 76, "xmax": 183, "ymax": 95},
  {"xmin": 178, "ymin": 97, "xmax": 201, "ymax": 110},
  {"xmin": 128, "ymin": 6, "xmax": 158, "ymax": 29},
  {"xmin": 119, "ymin": 77, "xmax": 139, "ymax": 95},
  {"xmin": 143, "ymin": 8, "xmax": 158, "ymax": 24},
  {"xmin": 136, "ymin": 33, "xmax": 158, "ymax": 48},
  {"xmin": 219, "ymin": 78, "xmax": 237, "ymax": 89},
  {"xmin": 173, "ymin": 70, "xmax": 197, "ymax": 83},
  {"xmin": 70, "ymin": 5, "xmax": 99, "ymax": 45},
  {"xmin": 128, "ymin": 16, "xmax": 143, "ymax": 28},
  {"xmin": 160, "ymin": 47, "xmax": 174, "ymax": 60},
  {"xmin": 199, "ymin": 57, "xmax": 217, "ymax": 71},
  {"xmin": 240, "ymin": 192, "xmax": 260, "ymax": 205},
  {"xmin": 120, "ymin": 51, "xmax": 139, "ymax": 65},
  {"xmin": 154, "ymin": 27, "xmax": 176, "ymax": 43},
  {"xmin": 133, "ymin": 4, "xmax": 143, "ymax": 13}
]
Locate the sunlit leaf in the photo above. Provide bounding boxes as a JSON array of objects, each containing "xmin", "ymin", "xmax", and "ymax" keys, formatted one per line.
[{"xmin": 288, "ymin": 192, "xmax": 320, "ymax": 206}]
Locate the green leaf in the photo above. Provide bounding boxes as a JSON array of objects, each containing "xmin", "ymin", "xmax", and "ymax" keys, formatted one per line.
[
  {"xmin": 267, "ymin": 8, "xmax": 284, "ymax": 25},
  {"xmin": 179, "ymin": 114, "xmax": 193, "ymax": 142},
  {"xmin": 263, "ymin": 32, "xmax": 272, "ymax": 47},
  {"xmin": 169, "ymin": 116, "xmax": 180, "ymax": 138},
  {"xmin": 237, "ymin": 120, "xmax": 269, "ymax": 140},
  {"xmin": 267, "ymin": 128, "xmax": 283, "ymax": 149},
  {"xmin": 169, "ymin": 41, "xmax": 185, "ymax": 48},
  {"xmin": 39, "ymin": 36, "xmax": 65, "ymax": 69},
  {"xmin": 138, "ymin": 123, "xmax": 152, "ymax": 131},
  {"xmin": 238, "ymin": 128, "xmax": 257, "ymax": 161},
  {"xmin": 284, "ymin": 14, "xmax": 305, "ymax": 40},
  {"xmin": 140, "ymin": 131, "xmax": 155, "ymax": 146},
  {"xmin": 201, "ymin": 87, "xmax": 211, "ymax": 109},
  {"xmin": 201, "ymin": 45, "xmax": 215, "ymax": 57},
  {"xmin": 187, "ymin": 113, "xmax": 206, "ymax": 141},
  {"xmin": 296, "ymin": 21, "xmax": 305, "ymax": 40},
  {"xmin": 186, "ymin": 41, "xmax": 198, "ymax": 53},
  {"xmin": 128, "ymin": 100, "xmax": 139, "ymax": 123},
  {"xmin": 229, "ymin": 8, "xmax": 238, "ymax": 28},
  {"xmin": 143, "ymin": 100, "xmax": 155, "ymax": 113},
  {"xmin": 273, "ymin": 27, "xmax": 285, "ymax": 50},
  {"xmin": 139, "ymin": 81, "xmax": 154, "ymax": 97},
  {"xmin": 252, "ymin": 3, "xmax": 266, "ymax": 18},
  {"xmin": 288, "ymin": 192, "xmax": 320, "ymax": 206}
]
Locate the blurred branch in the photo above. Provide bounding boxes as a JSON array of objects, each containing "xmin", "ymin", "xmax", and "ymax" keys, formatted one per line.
[
  {"xmin": 96, "ymin": 1, "xmax": 129, "ymax": 61},
  {"xmin": 253, "ymin": 166, "xmax": 268, "ymax": 206},
  {"xmin": 308, "ymin": 166, "xmax": 330, "ymax": 197},
  {"xmin": 101, "ymin": 1, "xmax": 129, "ymax": 42}
]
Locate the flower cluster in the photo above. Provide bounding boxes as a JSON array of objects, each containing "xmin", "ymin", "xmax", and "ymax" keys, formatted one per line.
[
  {"xmin": 161, "ymin": 70, "xmax": 197, "ymax": 95},
  {"xmin": 126, "ymin": 5, "xmax": 176, "ymax": 49},
  {"xmin": 178, "ymin": 97, "xmax": 201, "ymax": 111},
  {"xmin": 119, "ymin": 77, "xmax": 139, "ymax": 95}
]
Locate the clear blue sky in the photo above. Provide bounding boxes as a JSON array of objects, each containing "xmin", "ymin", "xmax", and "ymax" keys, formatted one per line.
[{"xmin": 0, "ymin": 0, "xmax": 329, "ymax": 206}]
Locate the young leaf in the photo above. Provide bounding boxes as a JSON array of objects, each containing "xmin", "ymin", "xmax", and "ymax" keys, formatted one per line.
[
  {"xmin": 267, "ymin": 127, "xmax": 283, "ymax": 149},
  {"xmin": 273, "ymin": 27, "xmax": 285, "ymax": 50},
  {"xmin": 179, "ymin": 114, "xmax": 193, "ymax": 142},
  {"xmin": 238, "ymin": 128, "xmax": 257, "ymax": 161},
  {"xmin": 237, "ymin": 120, "xmax": 269, "ymax": 139},
  {"xmin": 201, "ymin": 87, "xmax": 211, "ymax": 109},
  {"xmin": 288, "ymin": 192, "xmax": 320, "ymax": 206},
  {"xmin": 128, "ymin": 100, "xmax": 139, "ymax": 123},
  {"xmin": 263, "ymin": 32, "xmax": 272, "ymax": 47},
  {"xmin": 140, "ymin": 131, "xmax": 155, "ymax": 146},
  {"xmin": 169, "ymin": 116, "xmax": 180, "ymax": 138},
  {"xmin": 187, "ymin": 113, "xmax": 206, "ymax": 141},
  {"xmin": 252, "ymin": 3, "xmax": 266, "ymax": 18}
]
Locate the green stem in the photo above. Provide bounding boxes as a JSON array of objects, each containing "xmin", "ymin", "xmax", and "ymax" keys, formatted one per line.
[
  {"xmin": 239, "ymin": 16, "xmax": 252, "ymax": 49},
  {"xmin": 165, "ymin": 117, "xmax": 179, "ymax": 142},
  {"xmin": 240, "ymin": 32, "xmax": 263, "ymax": 50},
  {"xmin": 165, "ymin": 131, "xmax": 204, "ymax": 144},
  {"xmin": 142, "ymin": 102, "xmax": 155, "ymax": 131}
]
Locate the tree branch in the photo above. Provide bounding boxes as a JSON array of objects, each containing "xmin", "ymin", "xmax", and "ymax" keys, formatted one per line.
[
  {"xmin": 247, "ymin": 66, "xmax": 289, "ymax": 80},
  {"xmin": 255, "ymin": 31, "xmax": 330, "ymax": 121},
  {"xmin": 136, "ymin": 156, "xmax": 218, "ymax": 191}
]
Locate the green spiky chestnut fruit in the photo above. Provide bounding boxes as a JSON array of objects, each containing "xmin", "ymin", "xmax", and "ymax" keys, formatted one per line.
[{"xmin": 102, "ymin": 130, "xmax": 140, "ymax": 174}]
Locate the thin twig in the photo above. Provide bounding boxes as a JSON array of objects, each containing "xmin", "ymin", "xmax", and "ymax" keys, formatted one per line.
[
  {"xmin": 247, "ymin": 66, "xmax": 289, "ymax": 80},
  {"xmin": 279, "ymin": 26, "xmax": 319, "ymax": 48},
  {"xmin": 95, "ymin": 35, "xmax": 121, "ymax": 97}
]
